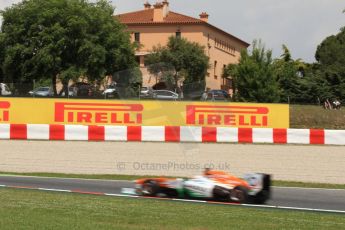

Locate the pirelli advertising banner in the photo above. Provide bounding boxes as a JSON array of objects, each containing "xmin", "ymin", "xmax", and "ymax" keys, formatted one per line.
[{"xmin": 0, "ymin": 98, "xmax": 289, "ymax": 128}]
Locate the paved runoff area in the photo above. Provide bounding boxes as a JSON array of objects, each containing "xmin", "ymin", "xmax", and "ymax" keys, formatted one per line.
[{"xmin": 0, "ymin": 141, "xmax": 344, "ymax": 184}]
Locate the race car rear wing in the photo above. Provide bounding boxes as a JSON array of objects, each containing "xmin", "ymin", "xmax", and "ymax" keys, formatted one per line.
[{"xmin": 243, "ymin": 173, "xmax": 271, "ymax": 204}]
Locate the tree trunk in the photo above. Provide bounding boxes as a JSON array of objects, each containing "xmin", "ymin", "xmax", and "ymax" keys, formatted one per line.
[
  {"xmin": 60, "ymin": 79, "xmax": 68, "ymax": 97},
  {"xmin": 52, "ymin": 74, "xmax": 57, "ymax": 96},
  {"xmin": 174, "ymin": 73, "xmax": 180, "ymax": 93}
]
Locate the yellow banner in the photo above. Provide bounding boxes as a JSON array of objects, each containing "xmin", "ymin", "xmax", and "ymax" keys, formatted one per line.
[{"xmin": 0, "ymin": 98, "xmax": 289, "ymax": 128}]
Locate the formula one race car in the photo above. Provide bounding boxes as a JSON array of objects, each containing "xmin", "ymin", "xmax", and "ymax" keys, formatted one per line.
[{"xmin": 135, "ymin": 170, "xmax": 271, "ymax": 204}]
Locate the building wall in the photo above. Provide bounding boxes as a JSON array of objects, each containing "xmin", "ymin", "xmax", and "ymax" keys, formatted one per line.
[
  {"xmin": 126, "ymin": 23, "xmax": 246, "ymax": 91},
  {"xmin": 128, "ymin": 25, "xmax": 204, "ymax": 52},
  {"xmin": 199, "ymin": 26, "xmax": 245, "ymax": 91}
]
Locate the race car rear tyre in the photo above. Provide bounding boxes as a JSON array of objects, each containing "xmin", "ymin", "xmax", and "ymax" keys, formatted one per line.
[
  {"xmin": 142, "ymin": 180, "xmax": 160, "ymax": 196},
  {"xmin": 230, "ymin": 186, "xmax": 248, "ymax": 203},
  {"xmin": 251, "ymin": 190, "xmax": 270, "ymax": 204}
]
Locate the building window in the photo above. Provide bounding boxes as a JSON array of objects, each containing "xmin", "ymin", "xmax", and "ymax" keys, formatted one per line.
[
  {"xmin": 214, "ymin": 37, "xmax": 236, "ymax": 55},
  {"xmin": 176, "ymin": 31, "xmax": 181, "ymax": 39},
  {"xmin": 214, "ymin": 60, "xmax": 218, "ymax": 77},
  {"xmin": 134, "ymin": 32, "xmax": 140, "ymax": 43}
]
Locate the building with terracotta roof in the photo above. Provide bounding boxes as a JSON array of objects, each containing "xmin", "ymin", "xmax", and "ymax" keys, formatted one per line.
[{"xmin": 116, "ymin": 0, "xmax": 249, "ymax": 93}]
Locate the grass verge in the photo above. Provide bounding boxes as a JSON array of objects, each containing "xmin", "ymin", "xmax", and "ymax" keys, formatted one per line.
[
  {"xmin": 272, "ymin": 180, "xmax": 345, "ymax": 190},
  {"xmin": 1, "ymin": 172, "xmax": 345, "ymax": 189},
  {"xmin": 0, "ymin": 188, "xmax": 344, "ymax": 230},
  {"xmin": 290, "ymin": 104, "xmax": 345, "ymax": 129}
]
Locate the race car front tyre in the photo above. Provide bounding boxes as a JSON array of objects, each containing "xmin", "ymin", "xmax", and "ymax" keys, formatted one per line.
[
  {"xmin": 230, "ymin": 186, "xmax": 248, "ymax": 203},
  {"xmin": 142, "ymin": 180, "xmax": 160, "ymax": 196}
]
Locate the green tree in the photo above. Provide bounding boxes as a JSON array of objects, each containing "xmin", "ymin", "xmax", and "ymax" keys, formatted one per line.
[
  {"xmin": 0, "ymin": 0, "xmax": 140, "ymax": 95},
  {"xmin": 272, "ymin": 45, "xmax": 314, "ymax": 103},
  {"xmin": 145, "ymin": 36, "xmax": 209, "ymax": 97},
  {"xmin": 315, "ymin": 27, "xmax": 345, "ymax": 101},
  {"xmin": 0, "ymin": 33, "xmax": 4, "ymax": 83},
  {"xmin": 224, "ymin": 40, "xmax": 280, "ymax": 103}
]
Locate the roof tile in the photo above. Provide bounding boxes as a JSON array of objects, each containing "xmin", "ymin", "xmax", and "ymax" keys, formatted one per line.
[
  {"xmin": 117, "ymin": 9, "xmax": 203, "ymax": 24},
  {"xmin": 116, "ymin": 9, "xmax": 249, "ymax": 46}
]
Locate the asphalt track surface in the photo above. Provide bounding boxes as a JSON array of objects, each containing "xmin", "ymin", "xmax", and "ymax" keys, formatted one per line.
[{"xmin": 0, "ymin": 175, "xmax": 344, "ymax": 213}]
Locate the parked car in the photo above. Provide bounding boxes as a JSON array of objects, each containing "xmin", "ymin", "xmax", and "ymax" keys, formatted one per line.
[
  {"xmin": 152, "ymin": 90, "xmax": 179, "ymax": 100},
  {"xmin": 28, "ymin": 87, "xmax": 53, "ymax": 97},
  {"xmin": 70, "ymin": 82, "xmax": 94, "ymax": 97},
  {"xmin": 203, "ymin": 90, "xmax": 230, "ymax": 102},
  {"xmin": 102, "ymin": 83, "xmax": 118, "ymax": 98},
  {"xmin": 61, "ymin": 87, "xmax": 77, "ymax": 97},
  {"xmin": 0, "ymin": 83, "xmax": 12, "ymax": 96},
  {"xmin": 140, "ymin": 86, "xmax": 154, "ymax": 99}
]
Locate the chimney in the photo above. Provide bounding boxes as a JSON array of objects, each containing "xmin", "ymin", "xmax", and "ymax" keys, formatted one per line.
[
  {"xmin": 162, "ymin": 0, "xmax": 170, "ymax": 18},
  {"xmin": 199, "ymin": 12, "xmax": 209, "ymax": 23},
  {"xmin": 144, "ymin": 1, "xmax": 151, "ymax": 10},
  {"xmin": 153, "ymin": 2, "xmax": 164, "ymax": 22}
]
